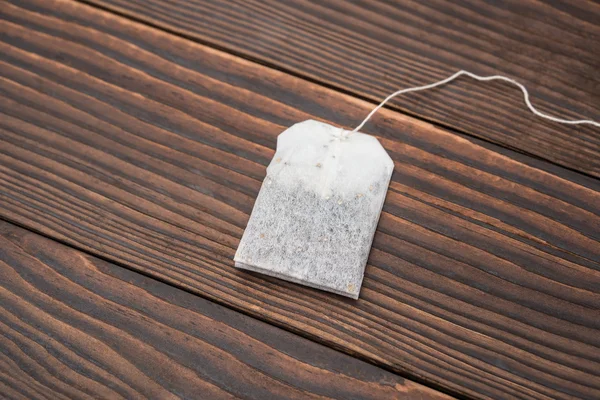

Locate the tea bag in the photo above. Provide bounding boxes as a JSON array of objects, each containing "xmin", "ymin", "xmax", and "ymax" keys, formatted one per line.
[
  {"xmin": 238, "ymin": 69, "xmax": 600, "ymax": 298},
  {"xmin": 235, "ymin": 120, "xmax": 393, "ymax": 299}
]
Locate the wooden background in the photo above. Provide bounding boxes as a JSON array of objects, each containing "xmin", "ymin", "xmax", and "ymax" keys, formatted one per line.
[{"xmin": 1, "ymin": 0, "xmax": 599, "ymax": 399}]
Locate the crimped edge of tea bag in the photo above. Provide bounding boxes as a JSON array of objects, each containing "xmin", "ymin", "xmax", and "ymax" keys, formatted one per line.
[{"xmin": 234, "ymin": 260, "xmax": 361, "ymax": 299}]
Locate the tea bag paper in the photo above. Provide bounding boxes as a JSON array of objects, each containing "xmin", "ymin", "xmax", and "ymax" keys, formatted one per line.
[{"xmin": 235, "ymin": 120, "xmax": 393, "ymax": 299}]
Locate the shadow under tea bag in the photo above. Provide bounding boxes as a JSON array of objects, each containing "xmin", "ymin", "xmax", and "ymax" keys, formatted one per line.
[{"xmin": 235, "ymin": 120, "xmax": 393, "ymax": 299}]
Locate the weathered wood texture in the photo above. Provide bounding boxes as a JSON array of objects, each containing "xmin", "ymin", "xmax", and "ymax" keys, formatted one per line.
[
  {"xmin": 1, "ymin": 0, "xmax": 600, "ymax": 398},
  {"xmin": 83, "ymin": 0, "xmax": 600, "ymax": 177},
  {"xmin": 0, "ymin": 221, "xmax": 445, "ymax": 400}
]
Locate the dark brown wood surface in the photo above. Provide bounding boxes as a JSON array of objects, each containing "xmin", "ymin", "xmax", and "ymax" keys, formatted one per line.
[
  {"xmin": 83, "ymin": 0, "xmax": 600, "ymax": 177},
  {"xmin": 0, "ymin": 220, "xmax": 447, "ymax": 400},
  {"xmin": 1, "ymin": 0, "xmax": 600, "ymax": 398}
]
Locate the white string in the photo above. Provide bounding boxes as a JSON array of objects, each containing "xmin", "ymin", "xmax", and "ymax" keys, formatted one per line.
[{"xmin": 350, "ymin": 70, "xmax": 600, "ymax": 133}]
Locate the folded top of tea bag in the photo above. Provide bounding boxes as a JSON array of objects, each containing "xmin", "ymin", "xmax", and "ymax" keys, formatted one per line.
[{"xmin": 235, "ymin": 120, "xmax": 393, "ymax": 299}]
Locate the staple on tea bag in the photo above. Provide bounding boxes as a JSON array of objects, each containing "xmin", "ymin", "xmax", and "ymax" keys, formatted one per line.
[{"xmin": 235, "ymin": 120, "xmax": 393, "ymax": 299}]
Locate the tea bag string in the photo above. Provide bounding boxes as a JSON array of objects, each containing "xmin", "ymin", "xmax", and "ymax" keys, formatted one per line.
[{"xmin": 350, "ymin": 70, "xmax": 600, "ymax": 134}]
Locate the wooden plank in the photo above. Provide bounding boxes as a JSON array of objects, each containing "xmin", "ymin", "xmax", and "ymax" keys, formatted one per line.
[
  {"xmin": 81, "ymin": 0, "xmax": 600, "ymax": 177},
  {"xmin": 0, "ymin": 221, "xmax": 446, "ymax": 400},
  {"xmin": 1, "ymin": 0, "xmax": 600, "ymax": 398}
]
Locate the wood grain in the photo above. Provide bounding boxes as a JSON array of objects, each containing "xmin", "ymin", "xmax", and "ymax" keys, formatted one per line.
[
  {"xmin": 81, "ymin": 0, "xmax": 600, "ymax": 177},
  {"xmin": 0, "ymin": 220, "xmax": 446, "ymax": 400},
  {"xmin": 1, "ymin": 0, "xmax": 600, "ymax": 398}
]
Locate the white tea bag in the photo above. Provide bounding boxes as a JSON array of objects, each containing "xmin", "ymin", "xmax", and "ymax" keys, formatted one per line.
[{"xmin": 235, "ymin": 120, "xmax": 393, "ymax": 299}]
